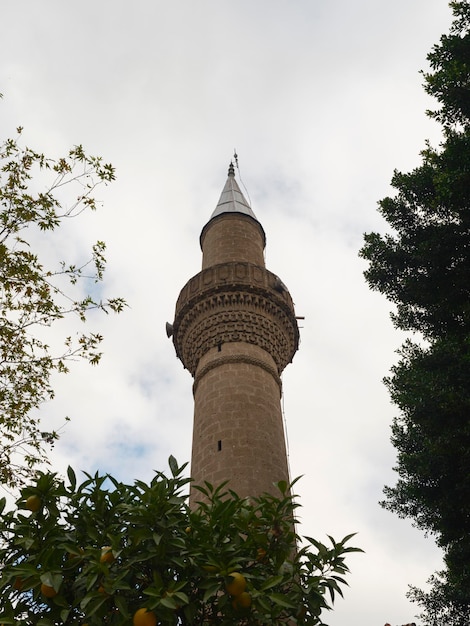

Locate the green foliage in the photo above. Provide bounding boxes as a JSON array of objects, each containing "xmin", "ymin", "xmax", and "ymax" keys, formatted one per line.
[
  {"xmin": 424, "ymin": 1, "xmax": 470, "ymax": 130},
  {"xmin": 360, "ymin": 131, "xmax": 470, "ymax": 341},
  {"xmin": 0, "ymin": 458, "xmax": 361, "ymax": 625},
  {"xmin": 382, "ymin": 338, "xmax": 470, "ymax": 543},
  {"xmin": 0, "ymin": 128, "xmax": 126, "ymax": 488},
  {"xmin": 408, "ymin": 570, "xmax": 470, "ymax": 626},
  {"xmin": 360, "ymin": 1, "xmax": 470, "ymax": 621}
]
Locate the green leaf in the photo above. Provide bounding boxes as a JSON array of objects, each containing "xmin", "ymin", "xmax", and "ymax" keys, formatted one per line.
[
  {"xmin": 203, "ymin": 581, "xmax": 221, "ymax": 603},
  {"xmin": 114, "ymin": 595, "xmax": 130, "ymax": 617},
  {"xmin": 85, "ymin": 595, "xmax": 109, "ymax": 617},
  {"xmin": 39, "ymin": 572, "xmax": 62, "ymax": 591},
  {"xmin": 67, "ymin": 465, "xmax": 76, "ymax": 490},
  {"xmin": 168, "ymin": 455, "xmax": 179, "ymax": 477},
  {"xmin": 268, "ymin": 592, "xmax": 296, "ymax": 608},
  {"xmin": 259, "ymin": 575, "xmax": 284, "ymax": 591},
  {"xmin": 173, "ymin": 591, "xmax": 189, "ymax": 604},
  {"xmin": 143, "ymin": 588, "xmax": 162, "ymax": 598},
  {"xmin": 161, "ymin": 595, "xmax": 178, "ymax": 610}
]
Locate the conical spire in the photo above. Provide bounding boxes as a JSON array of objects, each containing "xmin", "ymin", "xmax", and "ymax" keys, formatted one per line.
[{"xmin": 210, "ymin": 162, "xmax": 258, "ymax": 221}]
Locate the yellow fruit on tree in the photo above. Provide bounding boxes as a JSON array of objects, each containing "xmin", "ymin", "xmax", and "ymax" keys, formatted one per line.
[
  {"xmin": 232, "ymin": 591, "xmax": 252, "ymax": 610},
  {"xmin": 133, "ymin": 608, "xmax": 157, "ymax": 626},
  {"xmin": 40, "ymin": 583, "xmax": 57, "ymax": 598},
  {"xmin": 225, "ymin": 572, "xmax": 247, "ymax": 596},
  {"xmin": 26, "ymin": 495, "xmax": 41, "ymax": 512},
  {"xmin": 100, "ymin": 546, "xmax": 114, "ymax": 564}
]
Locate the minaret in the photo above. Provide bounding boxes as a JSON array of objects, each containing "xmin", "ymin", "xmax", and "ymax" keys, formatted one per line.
[{"xmin": 170, "ymin": 163, "xmax": 299, "ymax": 503}]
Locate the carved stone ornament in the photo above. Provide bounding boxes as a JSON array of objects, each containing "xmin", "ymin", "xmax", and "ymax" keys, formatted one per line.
[{"xmin": 172, "ymin": 262, "xmax": 299, "ymax": 376}]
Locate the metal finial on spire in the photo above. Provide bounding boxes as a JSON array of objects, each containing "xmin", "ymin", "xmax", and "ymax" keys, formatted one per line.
[{"xmin": 228, "ymin": 161, "xmax": 235, "ymax": 177}]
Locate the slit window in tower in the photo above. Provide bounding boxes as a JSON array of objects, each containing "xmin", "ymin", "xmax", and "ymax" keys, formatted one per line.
[{"xmin": 217, "ymin": 440, "xmax": 222, "ymax": 451}]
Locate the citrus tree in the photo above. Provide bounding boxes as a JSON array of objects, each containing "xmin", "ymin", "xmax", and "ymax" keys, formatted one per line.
[
  {"xmin": 0, "ymin": 126, "xmax": 125, "ymax": 488},
  {"xmin": 0, "ymin": 457, "xmax": 361, "ymax": 625}
]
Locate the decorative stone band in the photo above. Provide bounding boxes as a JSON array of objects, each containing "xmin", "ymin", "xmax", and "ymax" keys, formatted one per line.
[
  {"xmin": 175, "ymin": 262, "xmax": 295, "ymax": 310},
  {"xmin": 179, "ymin": 306, "xmax": 296, "ymax": 375},
  {"xmin": 172, "ymin": 262, "xmax": 299, "ymax": 375},
  {"xmin": 193, "ymin": 353, "xmax": 282, "ymax": 396}
]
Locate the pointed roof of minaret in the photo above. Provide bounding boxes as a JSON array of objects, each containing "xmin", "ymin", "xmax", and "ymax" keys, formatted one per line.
[
  {"xmin": 200, "ymin": 161, "xmax": 266, "ymax": 249},
  {"xmin": 209, "ymin": 162, "xmax": 259, "ymax": 221}
]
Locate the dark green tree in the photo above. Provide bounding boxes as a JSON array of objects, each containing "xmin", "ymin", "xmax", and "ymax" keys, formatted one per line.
[
  {"xmin": 0, "ymin": 458, "xmax": 361, "ymax": 625},
  {"xmin": 0, "ymin": 126, "xmax": 125, "ymax": 489},
  {"xmin": 407, "ymin": 570, "xmax": 470, "ymax": 626},
  {"xmin": 360, "ymin": 2, "xmax": 470, "ymax": 623}
]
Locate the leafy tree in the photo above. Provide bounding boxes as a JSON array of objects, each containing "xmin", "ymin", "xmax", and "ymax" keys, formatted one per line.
[
  {"xmin": 0, "ymin": 457, "xmax": 361, "ymax": 625},
  {"xmin": 0, "ymin": 127, "xmax": 125, "ymax": 489},
  {"xmin": 360, "ymin": 2, "xmax": 470, "ymax": 622},
  {"xmin": 408, "ymin": 570, "xmax": 470, "ymax": 626}
]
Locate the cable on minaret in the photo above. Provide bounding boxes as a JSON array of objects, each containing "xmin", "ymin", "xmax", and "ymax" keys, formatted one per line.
[
  {"xmin": 280, "ymin": 375, "xmax": 292, "ymax": 484},
  {"xmin": 233, "ymin": 148, "xmax": 252, "ymax": 208}
]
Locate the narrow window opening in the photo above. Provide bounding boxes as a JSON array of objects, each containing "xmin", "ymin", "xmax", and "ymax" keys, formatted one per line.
[
  {"xmin": 217, "ymin": 342, "xmax": 222, "ymax": 352},
  {"xmin": 217, "ymin": 440, "xmax": 222, "ymax": 451}
]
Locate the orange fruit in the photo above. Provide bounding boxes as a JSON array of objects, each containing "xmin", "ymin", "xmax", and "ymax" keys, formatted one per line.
[
  {"xmin": 13, "ymin": 577, "xmax": 24, "ymax": 590},
  {"xmin": 133, "ymin": 608, "xmax": 157, "ymax": 626},
  {"xmin": 100, "ymin": 546, "xmax": 114, "ymax": 564},
  {"xmin": 225, "ymin": 572, "xmax": 247, "ymax": 596},
  {"xmin": 237, "ymin": 591, "xmax": 252, "ymax": 608},
  {"xmin": 25, "ymin": 495, "xmax": 41, "ymax": 512},
  {"xmin": 232, "ymin": 591, "xmax": 252, "ymax": 610},
  {"xmin": 256, "ymin": 547, "xmax": 267, "ymax": 561},
  {"xmin": 40, "ymin": 583, "xmax": 57, "ymax": 598}
]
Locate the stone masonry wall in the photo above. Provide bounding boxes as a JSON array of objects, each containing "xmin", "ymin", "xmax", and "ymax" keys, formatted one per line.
[
  {"xmin": 200, "ymin": 213, "xmax": 265, "ymax": 269},
  {"xmin": 190, "ymin": 342, "xmax": 290, "ymax": 503}
]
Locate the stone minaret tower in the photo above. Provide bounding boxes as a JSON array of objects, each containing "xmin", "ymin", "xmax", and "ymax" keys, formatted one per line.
[{"xmin": 170, "ymin": 163, "xmax": 299, "ymax": 503}]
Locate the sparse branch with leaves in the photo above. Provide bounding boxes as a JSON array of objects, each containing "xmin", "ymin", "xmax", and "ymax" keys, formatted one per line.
[{"xmin": 0, "ymin": 128, "xmax": 126, "ymax": 489}]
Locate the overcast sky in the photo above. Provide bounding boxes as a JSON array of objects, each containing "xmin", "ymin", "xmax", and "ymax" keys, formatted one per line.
[{"xmin": 1, "ymin": 2, "xmax": 456, "ymax": 624}]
